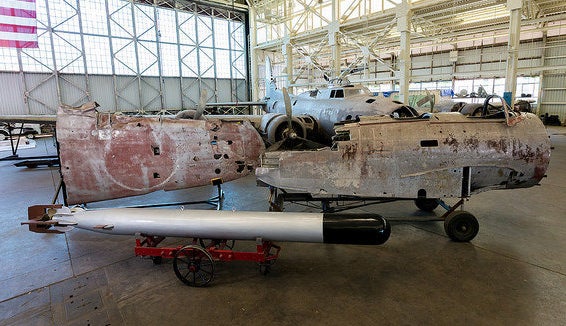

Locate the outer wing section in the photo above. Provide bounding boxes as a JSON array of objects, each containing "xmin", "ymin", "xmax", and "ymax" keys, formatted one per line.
[{"xmin": 0, "ymin": 115, "xmax": 57, "ymax": 124}]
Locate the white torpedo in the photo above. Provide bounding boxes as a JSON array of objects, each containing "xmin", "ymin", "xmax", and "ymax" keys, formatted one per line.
[{"xmin": 24, "ymin": 206, "xmax": 391, "ymax": 246}]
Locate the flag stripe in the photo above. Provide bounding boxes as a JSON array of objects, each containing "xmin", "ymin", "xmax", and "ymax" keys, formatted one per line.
[
  {"xmin": 0, "ymin": 14, "xmax": 36, "ymax": 27},
  {"xmin": 2, "ymin": 0, "xmax": 36, "ymax": 11},
  {"xmin": 0, "ymin": 7, "xmax": 37, "ymax": 19},
  {"xmin": 0, "ymin": 30, "xmax": 37, "ymax": 41},
  {"xmin": 0, "ymin": 39, "xmax": 38, "ymax": 48},
  {"xmin": 0, "ymin": 24, "xmax": 36, "ymax": 34},
  {"xmin": 0, "ymin": 0, "xmax": 37, "ymax": 48}
]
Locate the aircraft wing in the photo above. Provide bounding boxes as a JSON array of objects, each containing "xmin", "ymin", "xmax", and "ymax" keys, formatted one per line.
[
  {"xmin": 206, "ymin": 101, "xmax": 266, "ymax": 107},
  {"xmin": 0, "ymin": 115, "xmax": 57, "ymax": 124},
  {"xmin": 0, "ymin": 113, "xmax": 260, "ymax": 125},
  {"xmin": 206, "ymin": 114, "xmax": 263, "ymax": 128}
]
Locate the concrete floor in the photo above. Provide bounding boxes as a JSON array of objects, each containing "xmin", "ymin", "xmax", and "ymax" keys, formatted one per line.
[{"xmin": 0, "ymin": 128, "xmax": 565, "ymax": 325}]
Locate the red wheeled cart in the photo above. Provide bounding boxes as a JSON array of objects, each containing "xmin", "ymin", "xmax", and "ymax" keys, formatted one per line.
[{"xmin": 134, "ymin": 235, "xmax": 281, "ymax": 286}]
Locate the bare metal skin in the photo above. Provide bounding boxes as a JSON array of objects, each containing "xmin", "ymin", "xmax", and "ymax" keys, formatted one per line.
[{"xmin": 256, "ymin": 112, "xmax": 551, "ymax": 199}]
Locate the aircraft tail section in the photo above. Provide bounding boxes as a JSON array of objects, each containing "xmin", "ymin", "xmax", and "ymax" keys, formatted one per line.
[{"xmin": 264, "ymin": 56, "xmax": 279, "ymax": 105}]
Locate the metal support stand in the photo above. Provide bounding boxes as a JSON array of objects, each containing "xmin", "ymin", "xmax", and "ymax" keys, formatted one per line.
[
  {"xmin": 51, "ymin": 180, "xmax": 63, "ymax": 204},
  {"xmin": 269, "ymin": 187, "xmax": 398, "ymax": 213},
  {"xmin": 1, "ymin": 122, "xmax": 25, "ymax": 160},
  {"xmin": 206, "ymin": 178, "xmax": 224, "ymax": 210},
  {"xmin": 126, "ymin": 178, "xmax": 225, "ymax": 210}
]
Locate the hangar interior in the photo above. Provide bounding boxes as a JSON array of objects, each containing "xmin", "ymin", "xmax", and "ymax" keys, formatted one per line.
[
  {"xmin": 1, "ymin": 0, "xmax": 566, "ymax": 121},
  {"xmin": 1, "ymin": 0, "xmax": 565, "ymax": 325}
]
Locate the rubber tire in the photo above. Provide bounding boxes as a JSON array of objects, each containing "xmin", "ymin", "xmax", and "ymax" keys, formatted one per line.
[
  {"xmin": 444, "ymin": 211, "xmax": 479, "ymax": 242},
  {"xmin": 173, "ymin": 245, "xmax": 215, "ymax": 287},
  {"xmin": 375, "ymin": 217, "xmax": 391, "ymax": 245},
  {"xmin": 415, "ymin": 198, "xmax": 439, "ymax": 212}
]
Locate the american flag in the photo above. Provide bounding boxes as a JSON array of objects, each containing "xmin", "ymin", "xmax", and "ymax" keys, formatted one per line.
[{"xmin": 0, "ymin": 0, "xmax": 38, "ymax": 48}]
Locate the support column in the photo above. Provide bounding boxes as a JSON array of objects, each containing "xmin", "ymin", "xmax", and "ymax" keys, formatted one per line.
[
  {"xmin": 396, "ymin": 0, "xmax": 411, "ymax": 104},
  {"xmin": 283, "ymin": 1, "xmax": 293, "ymax": 92},
  {"xmin": 536, "ymin": 29, "xmax": 547, "ymax": 117},
  {"xmin": 390, "ymin": 53, "xmax": 396, "ymax": 91},
  {"xmin": 504, "ymin": 0, "xmax": 523, "ymax": 103},
  {"xmin": 449, "ymin": 48, "xmax": 458, "ymax": 97},
  {"xmin": 362, "ymin": 46, "xmax": 370, "ymax": 81},
  {"xmin": 329, "ymin": 0, "xmax": 341, "ymax": 79},
  {"xmin": 248, "ymin": 4, "xmax": 259, "ymax": 100}
]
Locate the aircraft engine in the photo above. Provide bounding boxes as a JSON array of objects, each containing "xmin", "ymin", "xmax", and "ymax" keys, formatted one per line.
[{"xmin": 260, "ymin": 113, "xmax": 316, "ymax": 143}]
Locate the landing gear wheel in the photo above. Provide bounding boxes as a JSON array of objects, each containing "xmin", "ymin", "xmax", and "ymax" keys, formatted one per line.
[
  {"xmin": 375, "ymin": 216, "xmax": 391, "ymax": 245},
  {"xmin": 173, "ymin": 245, "xmax": 215, "ymax": 287},
  {"xmin": 444, "ymin": 211, "xmax": 479, "ymax": 242},
  {"xmin": 415, "ymin": 198, "xmax": 439, "ymax": 212},
  {"xmin": 269, "ymin": 194, "xmax": 284, "ymax": 212},
  {"xmin": 321, "ymin": 200, "xmax": 335, "ymax": 213}
]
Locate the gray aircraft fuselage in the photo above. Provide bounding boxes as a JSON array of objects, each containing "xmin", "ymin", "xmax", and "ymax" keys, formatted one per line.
[{"xmin": 265, "ymin": 83, "xmax": 417, "ymax": 142}]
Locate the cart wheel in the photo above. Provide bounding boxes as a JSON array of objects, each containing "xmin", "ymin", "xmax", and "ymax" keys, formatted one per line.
[
  {"xmin": 199, "ymin": 238, "xmax": 235, "ymax": 250},
  {"xmin": 259, "ymin": 264, "xmax": 271, "ymax": 275},
  {"xmin": 415, "ymin": 198, "xmax": 439, "ymax": 212},
  {"xmin": 259, "ymin": 261, "xmax": 274, "ymax": 275},
  {"xmin": 444, "ymin": 211, "xmax": 479, "ymax": 242},
  {"xmin": 152, "ymin": 256, "xmax": 162, "ymax": 265},
  {"xmin": 173, "ymin": 245, "xmax": 215, "ymax": 287}
]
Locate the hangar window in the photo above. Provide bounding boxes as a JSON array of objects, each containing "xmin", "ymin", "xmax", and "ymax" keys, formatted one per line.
[{"xmin": 0, "ymin": 0, "xmax": 249, "ymax": 111}]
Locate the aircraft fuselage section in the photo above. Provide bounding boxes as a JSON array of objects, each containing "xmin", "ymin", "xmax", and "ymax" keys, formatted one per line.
[
  {"xmin": 57, "ymin": 103, "xmax": 264, "ymax": 204},
  {"xmin": 256, "ymin": 112, "xmax": 551, "ymax": 199},
  {"xmin": 269, "ymin": 93, "xmax": 412, "ymax": 142}
]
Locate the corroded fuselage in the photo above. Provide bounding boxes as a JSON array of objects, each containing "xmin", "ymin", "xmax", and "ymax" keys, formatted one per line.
[
  {"xmin": 57, "ymin": 103, "xmax": 264, "ymax": 204},
  {"xmin": 256, "ymin": 112, "xmax": 551, "ymax": 199}
]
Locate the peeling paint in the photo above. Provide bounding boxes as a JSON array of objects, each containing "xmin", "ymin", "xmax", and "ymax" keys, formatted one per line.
[
  {"xmin": 487, "ymin": 138, "xmax": 508, "ymax": 153},
  {"xmin": 463, "ymin": 137, "xmax": 479, "ymax": 150},
  {"xmin": 57, "ymin": 104, "xmax": 264, "ymax": 204},
  {"xmin": 256, "ymin": 112, "xmax": 551, "ymax": 199},
  {"xmin": 442, "ymin": 136, "xmax": 459, "ymax": 151}
]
